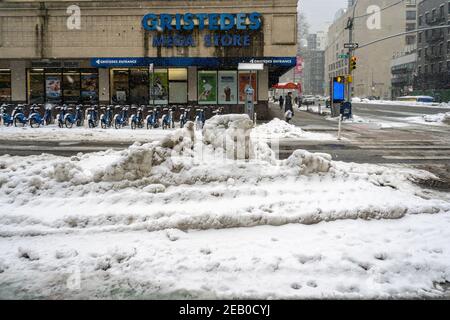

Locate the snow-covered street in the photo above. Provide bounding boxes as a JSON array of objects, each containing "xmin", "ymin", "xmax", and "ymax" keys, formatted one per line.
[{"xmin": 1, "ymin": 115, "xmax": 449, "ymax": 299}]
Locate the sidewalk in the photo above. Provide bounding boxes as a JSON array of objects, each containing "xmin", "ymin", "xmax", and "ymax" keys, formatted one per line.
[{"xmin": 268, "ymin": 102, "xmax": 338, "ymax": 131}]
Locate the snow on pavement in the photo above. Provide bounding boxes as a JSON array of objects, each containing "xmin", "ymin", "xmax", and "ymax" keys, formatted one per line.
[{"xmin": 0, "ymin": 115, "xmax": 449, "ymax": 299}]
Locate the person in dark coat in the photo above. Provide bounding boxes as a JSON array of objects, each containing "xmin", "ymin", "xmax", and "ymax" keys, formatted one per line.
[
  {"xmin": 279, "ymin": 95, "xmax": 284, "ymax": 110},
  {"xmin": 284, "ymin": 92, "xmax": 294, "ymax": 116}
]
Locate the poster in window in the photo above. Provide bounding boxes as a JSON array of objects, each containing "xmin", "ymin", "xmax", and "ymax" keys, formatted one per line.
[
  {"xmin": 45, "ymin": 76, "xmax": 61, "ymax": 99},
  {"xmin": 81, "ymin": 74, "xmax": 98, "ymax": 101},
  {"xmin": 198, "ymin": 71, "xmax": 217, "ymax": 104},
  {"xmin": 150, "ymin": 70, "xmax": 169, "ymax": 104},
  {"xmin": 238, "ymin": 72, "xmax": 257, "ymax": 103},
  {"xmin": 218, "ymin": 71, "xmax": 237, "ymax": 104}
]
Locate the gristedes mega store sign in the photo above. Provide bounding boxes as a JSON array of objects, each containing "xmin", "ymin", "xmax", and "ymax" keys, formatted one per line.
[{"xmin": 141, "ymin": 12, "xmax": 262, "ymax": 47}]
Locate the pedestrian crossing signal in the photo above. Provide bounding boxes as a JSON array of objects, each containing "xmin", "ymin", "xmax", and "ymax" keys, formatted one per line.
[
  {"xmin": 350, "ymin": 56, "xmax": 357, "ymax": 70},
  {"xmin": 335, "ymin": 76, "xmax": 344, "ymax": 83}
]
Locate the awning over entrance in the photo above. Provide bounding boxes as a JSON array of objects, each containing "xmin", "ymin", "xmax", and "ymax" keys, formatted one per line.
[{"xmin": 271, "ymin": 82, "xmax": 301, "ymax": 90}]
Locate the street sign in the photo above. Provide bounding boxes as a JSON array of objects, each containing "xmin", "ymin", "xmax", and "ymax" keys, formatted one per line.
[
  {"xmin": 344, "ymin": 43, "xmax": 359, "ymax": 49},
  {"xmin": 338, "ymin": 54, "xmax": 349, "ymax": 59}
]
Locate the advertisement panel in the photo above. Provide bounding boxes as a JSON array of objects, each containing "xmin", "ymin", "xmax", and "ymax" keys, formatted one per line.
[
  {"xmin": 238, "ymin": 71, "xmax": 257, "ymax": 103},
  {"xmin": 198, "ymin": 71, "xmax": 218, "ymax": 104},
  {"xmin": 218, "ymin": 71, "xmax": 237, "ymax": 105},
  {"xmin": 150, "ymin": 69, "xmax": 169, "ymax": 104},
  {"xmin": 45, "ymin": 76, "xmax": 61, "ymax": 100}
]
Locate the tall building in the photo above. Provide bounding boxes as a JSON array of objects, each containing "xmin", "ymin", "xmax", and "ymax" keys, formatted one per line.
[
  {"xmin": 415, "ymin": 0, "xmax": 450, "ymax": 100},
  {"xmin": 302, "ymin": 33, "xmax": 326, "ymax": 95},
  {"xmin": 325, "ymin": 0, "xmax": 418, "ymax": 99}
]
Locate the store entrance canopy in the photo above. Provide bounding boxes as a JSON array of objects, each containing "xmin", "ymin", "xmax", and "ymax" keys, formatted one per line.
[{"xmin": 272, "ymin": 82, "xmax": 301, "ymax": 90}]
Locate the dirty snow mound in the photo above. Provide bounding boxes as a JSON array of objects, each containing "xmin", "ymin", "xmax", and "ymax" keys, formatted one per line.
[
  {"xmin": 284, "ymin": 150, "xmax": 333, "ymax": 174},
  {"xmin": 203, "ymin": 114, "xmax": 254, "ymax": 160}
]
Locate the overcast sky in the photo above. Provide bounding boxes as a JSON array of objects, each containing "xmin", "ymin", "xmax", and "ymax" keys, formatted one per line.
[{"xmin": 299, "ymin": 0, "xmax": 348, "ymax": 33}]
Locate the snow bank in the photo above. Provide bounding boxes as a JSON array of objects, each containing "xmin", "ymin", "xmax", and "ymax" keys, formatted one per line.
[
  {"xmin": 1, "ymin": 114, "xmax": 450, "ymax": 298},
  {"xmin": 423, "ymin": 112, "xmax": 450, "ymax": 124},
  {"xmin": 253, "ymin": 118, "xmax": 336, "ymax": 141},
  {"xmin": 202, "ymin": 114, "xmax": 254, "ymax": 160}
]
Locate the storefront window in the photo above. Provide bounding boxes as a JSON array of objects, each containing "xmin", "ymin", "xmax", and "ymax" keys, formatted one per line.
[
  {"xmin": 28, "ymin": 69, "xmax": 45, "ymax": 104},
  {"xmin": 168, "ymin": 68, "xmax": 187, "ymax": 104},
  {"xmin": 110, "ymin": 69, "xmax": 129, "ymax": 104},
  {"xmin": 0, "ymin": 69, "xmax": 12, "ymax": 102},
  {"xmin": 81, "ymin": 69, "xmax": 99, "ymax": 103},
  {"xmin": 198, "ymin": 71, "xmax": 218, "ymax": 105},
  {"xmin": 63, "ymin": 69, "xmax": 80, "ymax": 104},
  {"xmin": 238, "ymin": 71, "xmax": 257, "ymax": 104},
  {"xmin": 27, "ymin": 68, "xmax": 98, "ymax": 104},
  {"xmin": 218, "ymin": 71, "xmax": 238, "ymax": 105},
  {"xmin": 129, "ymin": 68, "xmax": 149, "ymax": 105},
  {"xmin": 45, "ymin": 69, "xmax": 62, "ymax": 104},
  {"xmin": 150, "ymin": 69, "xmax": 169, "ymax": 105}
]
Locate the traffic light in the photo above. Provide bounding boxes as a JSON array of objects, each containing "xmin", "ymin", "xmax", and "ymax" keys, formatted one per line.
[
  {"xmin": 335, "ymin": 76, "xmax": 344, "ymax": 83},
  {"xmin": 350, "ymin": 56, "xmax": 357, "ymax": 70}
]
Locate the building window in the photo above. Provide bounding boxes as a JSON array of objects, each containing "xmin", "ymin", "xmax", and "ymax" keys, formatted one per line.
[
  {"xmin": 440, "ymin": 5, "xmax": 445, "ymax": 18},
  {"xmin": 418, "ymin": 66, "xmax": 422, "ymax": 74},
  {"xmin": 110, "ymin": 69, "xmax": 129, "ymax": 104},
  {"xmin": 168, "ymin": 68, "xmax": 188, "ymax": 104},
  {"xmin": 418, "ymin": 49, "xmax": 422, "ymax": 58},
  {"xmin": 0, "ymin": 69, "xmax": 11, "ymax": 102},
  {"xmin": 80, "ymin": 69, "xmax": 99, "ymax": 104},
  {"xmin": 418, "ymin": 32, "xmax": 422, "ymax": 43},
  {"xmin": 418, "ymin": 15, "xmax": 423, "ymax": 27},
  {"xmin": 447, "ymin": 61, "xmax": 450, "ymax": 70},
  {"xmin": 63, "ymin": 69, "xmax": 81, "ymax": 104},
  {"xmin": 406, "ymin": 35, "xmax": 416, "ymax": 45},
  {"xmin": 406, "ymin": 11, "xmax": 416, "ymax": 20},
  {"xmin": 28, "ymin": 69, "xmax": 45, "ymax": 104}
]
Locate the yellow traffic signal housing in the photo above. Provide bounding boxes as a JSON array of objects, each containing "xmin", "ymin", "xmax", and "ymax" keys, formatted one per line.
[
  {"xmin": 335, "ymin": 76, "xmax": 344, "ymax": 83},
  {"xmin": 350, "ymin": 56, "xmax": 357, "ymax": 70},
  {"xmin": 347, "ymin": 75, "xmax": 353, "ymax": 83}
]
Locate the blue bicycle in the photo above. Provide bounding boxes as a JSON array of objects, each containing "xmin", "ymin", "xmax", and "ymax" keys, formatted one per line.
[
  {"xmin": 146, "ymin": 107, "xmax": 160, "ymax": 129},
  {"xmin": 86, "ymin": 106, "xmax": 99, "ymax": 128},
  {"xmin": 43, "ymin": 104, "xmax": 53, "ymax": 125},
  {"xmin": 28, "ymin": 104, "xmax": 48, "ymax": 128},
  {"xmin": 55, "ymin": 105, "xmax": 68, "ymax": 128},
  {"xmin": 179, "ymin": 107, "xmax": 191, "ymax": 128},
  {"xmin": 114, "ymin": 105, "xmax": 129, "ymax": 129},
  {"xmin": 161, "ymin": 108, "xmax": 175, "ymax": 130},
  {"xmin": 0, "ymin": 104, "xmax": 14, "ymax": 127},
  {"xmin": 130, "ymin": 105, "xmax": 144, "ymax": 130},
  {"xmin": 195, "ymin": 108, "xmax": 206, "ymax": 130},
  {"xmin": 13, "ymin": 105, "xmax": 28, "ymax": 127},
  {"xmin": 64, "ymin": 105, "xmax": 84, "ymax": 128},
  {"xmin": 100, "ymin": 105, "xmax": 113, "ymax": 129}
]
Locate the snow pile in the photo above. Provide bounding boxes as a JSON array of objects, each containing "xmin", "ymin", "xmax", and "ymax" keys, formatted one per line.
[
  {"xmin": 202, "ymin": 114, "xmax": 254, "ymax": 160},
  {"xmin": 423, "ymin": 112, "xmax": 450, "ymax": 124},
  {"xmin": 1, "ymin": 115, "xmax": 450, "ymax": 299},
  {"xmin": 253, "ymin": 118, "xmax": 336, "ymax": 141},
  {"xmin": 284, "ymin": 150, "xmax": 332, "ymax": 175},
  {"xmin": 253, "ymin": 118, "xmax": 304, "ymax": 138}
]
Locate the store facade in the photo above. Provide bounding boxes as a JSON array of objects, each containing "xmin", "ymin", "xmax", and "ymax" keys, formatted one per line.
[{"xmin": 0, "ymin": 0, "xmax": 298, "ymax": 117}]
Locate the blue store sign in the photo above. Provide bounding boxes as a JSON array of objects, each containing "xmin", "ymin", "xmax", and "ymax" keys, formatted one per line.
[
  {"xmin": 90, "ymin": 57, "xmax": 296, "ymax": 68},
  {"xmin": 141, "ymin": 12, "xmax": 262, "ymax": 48}
]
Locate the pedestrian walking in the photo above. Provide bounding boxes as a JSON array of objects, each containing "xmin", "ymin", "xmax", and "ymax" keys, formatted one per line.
[
  {"xmin": 279, "ymin": 95, "xmax": 284, "ymax": 110},
  {"xmin": 284, "ymin": 92, "xmax": 294, "ymax": 117}
]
